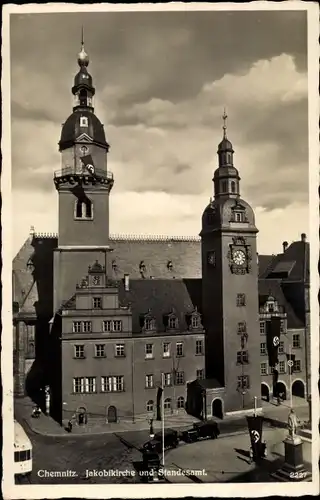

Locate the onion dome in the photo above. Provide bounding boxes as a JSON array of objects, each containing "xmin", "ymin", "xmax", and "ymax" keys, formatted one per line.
[
  {"xmin": 78, "ymin": 45, "xmax": 89, "ymax": 67},
  {"xmin": 74, "ymin": 66, "xmax": 93, "ymax": 89},
  {"xmin": 59, "ymin": 110, "xmax": 109, "ymax": 151}
]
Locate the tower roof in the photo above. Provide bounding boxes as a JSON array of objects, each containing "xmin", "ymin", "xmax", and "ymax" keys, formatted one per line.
[
  {"xmin": 59, "ymin": 110, "xmax": 108, "ymax": 150},
  {"xmin": 217, "ymin": 109, "xmax": 234, "ymax": 152}
]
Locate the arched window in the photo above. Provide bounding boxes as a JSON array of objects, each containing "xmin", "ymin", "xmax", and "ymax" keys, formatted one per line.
[
  {"xmin": 146, "ymin": 400, "xmax": 154, "ymax": 412},
  {"xmin": 177, "ymin": 396, "xmax": 185, "ymax": 409},
  {"xmin": 221, "ymin": 180, "xmax": 228, "ymax": 193},
  {"xmin": 79, "ymin": 89, "xmax": 87, "ymax": 106},
  {"xmin": 164, "ymin": 398, "xmax": 171, "ymax": 410},
  {"xmin": 231, "ymin": 181, "xmax": 236, "ymax": 193},
  {"xmin": 75, "ymin": 199, "xmax": 93, "ymax": 220}
]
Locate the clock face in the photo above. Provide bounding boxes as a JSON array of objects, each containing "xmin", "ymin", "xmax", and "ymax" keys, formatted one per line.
[{"xmin": 233, "ymin": 249, "xmax": 246, "ymax": 266}]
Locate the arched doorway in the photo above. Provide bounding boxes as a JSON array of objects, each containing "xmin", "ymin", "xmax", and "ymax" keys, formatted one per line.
[
  {"xmin": 292, "ymin": 380, "xmax": 305, "ymax": 398},
  {"xmin": 211, "ymin": 398, "xmax": 223, "ymax": 419},
  {"xmin": 77, "ymin": 406, "xmax": 87, "ymax": 425},
  {"xmin": 276, "ymin": 382, "xmax": 287, "ymax": 400},
  {"xmin": 261, "ymin": 383, "xmax": 270, "ymax": 402},
  {"xmin": 107, "ymin": 405, "xmax": 117, "ymax": 423}
]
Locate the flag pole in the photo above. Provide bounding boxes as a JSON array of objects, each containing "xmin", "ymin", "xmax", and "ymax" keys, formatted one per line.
[
  {"xmin": 161, "ymin": 372, "xmax": 165, "ymax": 467},
  {"xmin": 254, "ymin": 396, "xmax": 257, "ymax": 417}
]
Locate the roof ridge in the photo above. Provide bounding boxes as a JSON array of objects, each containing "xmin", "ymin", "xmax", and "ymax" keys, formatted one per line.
[{"xmin": 109, "ymin": 234, "xmax": 201, "ymax": 242}]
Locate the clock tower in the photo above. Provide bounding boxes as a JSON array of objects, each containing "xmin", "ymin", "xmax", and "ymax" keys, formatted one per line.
[
  {"xmin": 53, "ymin": 34, "xmax": 114, "ymax": 310},
  {"xmin": 200, "ymin": 112, "xmax": 261, "ymax": 414}
]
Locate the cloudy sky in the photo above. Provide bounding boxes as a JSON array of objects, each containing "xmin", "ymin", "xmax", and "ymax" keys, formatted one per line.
[{"xmin": 10, "ymin": 8, "xmax": 309, "ymax": 257}]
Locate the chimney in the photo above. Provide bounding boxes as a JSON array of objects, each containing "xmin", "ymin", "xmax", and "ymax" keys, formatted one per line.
[
  {"xmin": 124, "ymin": 273, "xmax": 130, "ymax": 291},
  {"xmin": 301, "ymin": 233, "xmax": 307, "ymax": 242},
  {"xmin": 282, "ymin": 241, "xmax": 288, "ymax": 253}
]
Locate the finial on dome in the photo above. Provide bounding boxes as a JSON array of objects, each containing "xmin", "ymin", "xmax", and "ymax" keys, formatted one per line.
[
  {"xmin": 77, "ymin": 26, "xmax": 89, "ymax": 67},
  {"xmin": 222, "ymin": 108, "xmax": 228, "ymax": 139}
]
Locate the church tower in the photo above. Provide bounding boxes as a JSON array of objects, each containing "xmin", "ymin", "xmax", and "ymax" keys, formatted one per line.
[
  {"xmin": 200, "ymin": 111, "xmax": 260, "ymax": 414},
  {"xmin": 53, "ymin": 33, "xmax": 114, "ymax": 310}
]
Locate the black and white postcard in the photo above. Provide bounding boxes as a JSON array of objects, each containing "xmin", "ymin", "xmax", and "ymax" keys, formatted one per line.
[{"xmin": 1, "ymin": 2, "xmax": 319, "ymax": 498}]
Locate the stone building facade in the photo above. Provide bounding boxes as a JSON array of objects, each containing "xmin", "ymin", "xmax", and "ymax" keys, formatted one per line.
[{"xmin": 12, "ymin": 39, "xmax": 310, "ymax": 426}]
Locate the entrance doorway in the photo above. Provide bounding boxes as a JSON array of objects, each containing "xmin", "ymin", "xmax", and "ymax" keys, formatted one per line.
[
  {"xmin": 292, "ymin": 380, "xmax": 305, "ymax": 398},
  {"xmin": 77, "ymin": 406, "xmax": 87, "ymax": 425},
  {"xmin": 261, "ymin": 383, "xmax": 270, "ymax": 402},
  {"xmin": 276, "ymin": 382, "xmax": 287, "ymax": 400},
  {"xmin": 107, "ymin": 405, "xmax": 117, "ymax": 423},
  {"xmin": 211, "ymin": 398, "xmax": 223, "ymax": 419}
]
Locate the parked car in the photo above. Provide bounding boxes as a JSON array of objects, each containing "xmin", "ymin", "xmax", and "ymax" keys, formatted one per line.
[
  {"xmin": 193, "ymin": 420, "xmax": 220, "ymax": 439},
  {"xmin": 142, "ymin": 428, "xmax": 179, "ymax": 453}
]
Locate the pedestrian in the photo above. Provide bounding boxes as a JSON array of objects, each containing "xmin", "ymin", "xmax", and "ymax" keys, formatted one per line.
[
  {"xmin": 67, "ymin": 420, "xmax": 73, "ymax": 433},
  {"xmin": 149, "ymin": 418, "xmax": 154, "ymax": 439},
  {"xmin": 249, "ymin": 446, "xmax": 253, "ymax": 464},
  {"xmin": 277, "ymin": 395, "xmax": 281, "ymax": 406},
  {"xmin": 263, "ymin": 441, "xmax": 268, "ymax": 458}
]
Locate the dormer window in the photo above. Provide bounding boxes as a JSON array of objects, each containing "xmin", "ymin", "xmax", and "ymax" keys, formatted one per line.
[
  {"xmin": 168, "ymin": 316, "xmax": 178, "ymax": 330},
  {"xmin": 235, "ymin": 212, "xmax": 243, "ymax": 222},
  {"xmin": 145, "ymin": 318, "xmax": 155, "ymax": 331},
  {"xmin": 187, "ymin": 310, "xmax": 202, "ymax": 330},
  {"xmin": 80, "ymin": 116, "xmax": 88, "ymax": 127},
  {"xmin": 75, "ymin": 198, "xmax": 93, "ymax": 220}
]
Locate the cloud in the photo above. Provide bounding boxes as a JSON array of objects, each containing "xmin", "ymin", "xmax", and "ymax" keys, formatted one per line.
[{"xmin": 9, "ymin": 10, "xmax": 309, "ymax": 256}]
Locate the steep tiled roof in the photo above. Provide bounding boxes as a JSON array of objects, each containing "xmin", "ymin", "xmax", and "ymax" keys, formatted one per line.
[
  {"xmin": 261, "ymin": 241, "xmax": 309, "ymax": 282},
  {"xmin": 118, "ymin": 278, "xmax": 202, "ymax": 334},
  {"xmin": 258, "ymin": 279, "xmax": 304, "ymax": 329}
]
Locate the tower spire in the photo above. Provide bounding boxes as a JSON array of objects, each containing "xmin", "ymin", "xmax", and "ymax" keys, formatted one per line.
[
  {"xmin": 222, "ymin": 108, "xmax": 228, "ymax": 139},
  {"xmin": 77, "ymin": 26, "xmax": 89, "ymax": 67}
]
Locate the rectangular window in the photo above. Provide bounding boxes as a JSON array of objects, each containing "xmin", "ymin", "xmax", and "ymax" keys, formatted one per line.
[
  {"xmin": 95, "ymin": 344, "xmax": 105, "ymax": 358},
  {"xmin": 260, "ymin": 342, "xmax": 267, "ymax": 355},
  {"xmin": 168, "ymin": 317, "xmax": 178, "ymax": 329},
  {"xmin": 280, "ymin": 319, "xmax": 286, "ymax": 334},
  {"xmin": 196, "ymin": 369, "xmax": 204, "ymax": 380},
  {"xmin": 103, "ymin": 320, "xmax": 122, "ymax": 332},
  {"xmin": 235, "ymin": 212, "xmax": 243, "ymax": 222},
  {"xmin": 145, "ymin": 374, "xmax": 154, "ymax": 388},
  {"xmin": 236, "ymin": 293, "xmax": 246, "ymax": 307},
  {"xmin": 164, "ymin": 373, "xmax": 171, "ymax": 386},
  {"xmin": 237, "ymin": 350, "xmax": 249, "ymax": 364},
  {"xmin": 237, "ymin": 375, "xmax": 250, "ymax": 389},
  {"xmin": 113, "ymin": 320, "xmax": 122, "ymax": 332},
  {"xmin": 103, "ymin": 320, "xmax": 112, "ymax": 332},
  {"xmin": 293, "ymin": 360, "xmax": 301, "ymax": 372},
  {"xmin": 293, "ymin": 334, "xmax": 301, "ymax": 348},
  {"xmin": 93, "ymin": 297, "xmax": 102, "ymax": 309},
  {"xmin": 74, "ymin": 345, "xmax": 85, "ymax": 359},
  {"xmin": 278, "ymin": 341, "xmax": 284, "ymax": 354},
  {"xmin": 101, "ymin": 375, "xmax": 124, "ymax": 392},
  {"xmin": 260, "ymin": 363, "xmax": 267, "ymax": 375},
  {"xmin": 85, "ymin": 377, "xmax": 96, "ymax": 393},
  {"xmin": 196, "ymin": 340, "xmax": 204, "ymax": 355},
  {"xmin": 73, "ymin": 377, "xmax": 85, "ymax": 393},
  {"xmin": 175, "ymin": 371, "xmax": 185, "ymax": 385},
  {"xmin": 176, "ymin": 342, "xmax": 184, "ymax": 357},
  {"xmin": 238, "ymin": 321, "xmax": 247, "ymax": 334},
  {"xmin": 115, "ymin": 344, "xmax": 125, "ymax": 357},
  {"xmin": 267, "ymin": 302, "xmax": 275, "ymax": 313},
  {"xmin": 163, "ymin": 342, "xmax": 171, "ymax": 358},
  {"xmin": 279, "ymin": 361, "xmax": 286, "ymax": 374},
  {"xmin": 259, "ymin": 321, "xmax": 265, "ymax": 334},
  {"xmin": 145, "ymin": 343, "xmax": 154, "ymax": 359},
  {"xmin": 73, "ymin": 321, "xmax": 82, "ymax": 333},
  {"xmin": 83, "ymin": 321, "xmax": 92, "ymax": 333},
  {"xmin": 145, "ymin": 318, "xmax": 154, "ymax": 331},
  {"xmin": 191, "ymin": 315, "xmax": 200, "ymax": 328}
]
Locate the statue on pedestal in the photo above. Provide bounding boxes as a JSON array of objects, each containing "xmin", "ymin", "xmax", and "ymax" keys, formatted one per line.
[{"xmin": 288, "ymin": 409, "xmax": 299, "ymax": 439}]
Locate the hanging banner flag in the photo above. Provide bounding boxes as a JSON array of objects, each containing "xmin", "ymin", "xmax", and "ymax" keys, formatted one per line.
[
  {"xmin": 81, "ymin": 154, "xmax": 96, "ymax": 176},
  {"xmin": 286, "ymin": 353, "xmax": 296, "ymax": 375},
  {"xmin": 247, "ymin": 415, "xmax": 263, "ymax": 461},
  {"xmin": 156, "ymin": 386, "xmax": 163, "ymax": 421},
  {"xmin": 266, "ymin": 316, "xmax": 281, "ymax": 367},
  {"xmin": 272, "ymin": 368, "xmax": 279, "ymax": 398}
]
